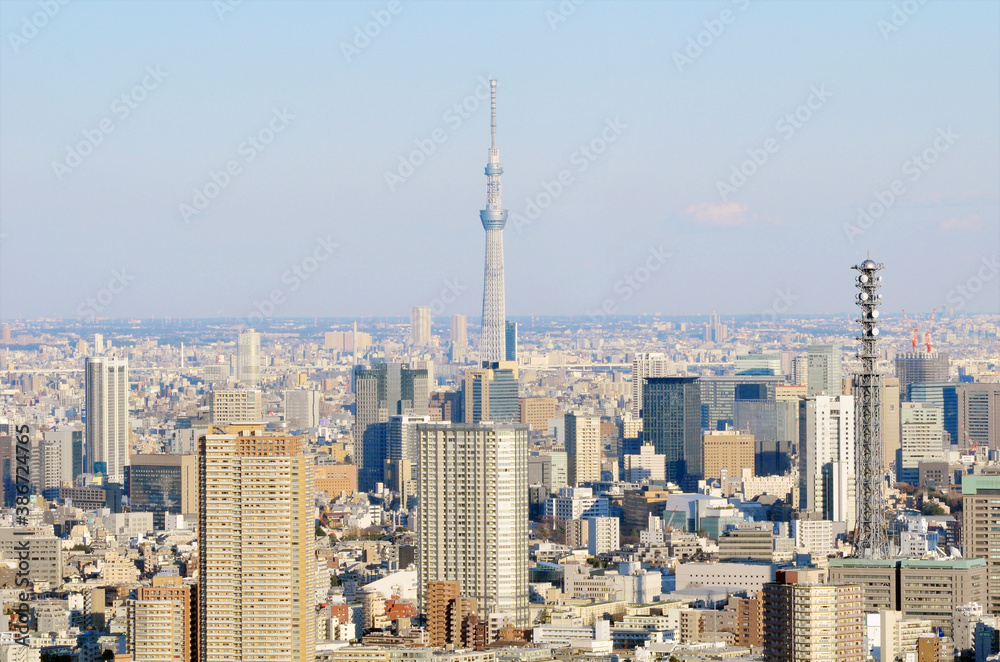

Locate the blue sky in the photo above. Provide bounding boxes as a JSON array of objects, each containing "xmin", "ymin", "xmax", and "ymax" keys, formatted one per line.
[{"xmin": 1, "ymin": 0, "xmax": 997, "ymax": 321}]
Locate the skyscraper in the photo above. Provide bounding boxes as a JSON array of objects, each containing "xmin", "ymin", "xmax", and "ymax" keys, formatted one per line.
[
  {"xmin": 957, "ymin": 383, "xmax": 1000, "ymax": 450},
  {"xmin": 41, "ymin": 427, "xmax": 84, "ymax": 487},
  {"xmin": 479, "ymin": 79, "xmax": 507, "ymax": 365},
  {"xmin": 735, "ymin": 351, "xmax": 783, "ymax": 376},
  {"xmin": 798, "ymin": 395, "xmax": 855, "ymax": 529},
  {"xmin": 236, "ymin": 328, "xmax": 261, "ymax": 387},
  {"xmin": 450, "ymin": 314, "xmax": 468, "ymax": 361},
  {"xmin": 642, "ymin": 377, "xmax": 702, "ymax": 490},
  {"xmin": 462, "ymin": 363, "xmax": 518, "ymax": 424},
  {"xmin": 85, "ymin": 355, "xmax": 129, "ymax": 482},
  {"xmin": 962, "ymin": 475, "xmax": 1000, "ymax": 615},
  {"xmin": 898, "ymin": 402, "xmax": 945, "ymax": 484},
  {"xmin": 199, "ymin": 423, "xmax": 315, "ymax": 661},
  {"xmin": 505, "ymin": 321, "xmax": 518, "ymax": 362},
  {"xmin": 806, "ymin": 345, "xmax": 841, "ymax": 396},
  {"xmin": 908, "ymin": 382, "xmax": 958, "ymax": 445},
  {"xmin": 894, "ymin": 351, "xmax": 950, "ymax": 400},
  {"xmin": 565, "ymin": 412, "xmax": 601, "ymax": 486},
  {"xmin": 284, "ymin": 389, "xmax": 320, "ymax": 429},
  {"xmin": 354, "ymin": 362, "xmax": 429, "ymax": 491},
  {"xmin": 631, "ymin": 352, "xmax": 670, "ymax": 418},
  {"xmin": 126, "ymin": 454, "xmax": 198, "ymax": 530},
  {"xmin": 411, "ymin": 306, "xmax": 431, "ymax": 347},
  {"xmin": 703, "ymin": 311, "xmax": 727, "ymax": 343},
  {"xmin": 417, "ymin": 422, "xmax": 529, "ymax": 626}
]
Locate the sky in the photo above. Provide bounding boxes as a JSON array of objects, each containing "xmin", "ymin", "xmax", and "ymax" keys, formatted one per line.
[{"xmin": 1, "ymin": 0, "xmax": 998, "ymax": 322}]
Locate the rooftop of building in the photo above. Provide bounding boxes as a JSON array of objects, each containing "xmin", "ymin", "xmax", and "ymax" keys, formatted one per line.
[{"xmin": 828, "ymin": 557, "xmax": 986, "ymax": 569}]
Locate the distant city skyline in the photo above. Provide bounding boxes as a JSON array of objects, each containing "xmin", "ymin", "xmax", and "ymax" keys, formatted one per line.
[{"xmin": 1, "ymin": 1, "xmax": 997, "ymax": 319}]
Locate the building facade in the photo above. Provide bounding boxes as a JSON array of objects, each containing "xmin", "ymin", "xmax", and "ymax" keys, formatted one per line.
[
  {"xmin": 642, "ymin": 377, "xmax": 702, "ymax": 489},
  {"xmin": 85, "ymin": 355, "xmax": 129, "ymax": 482},
  {"xmin": 199, "ymin": 423, "xmax": 316, "ymax": 661},
  {"xmin": 236, "ymin": 328, "xmax": 261, "ymax": 387},
  {"xmin": 565, "ymin": 412, "xmax": 601, "ymax": 486},
  {"xmin": 798, "ymin": 395, "xmax": 855, "ymax": 529},
  {"xmin": 417, "ymin": 422, "xmax": 529, "ymax": 626}
]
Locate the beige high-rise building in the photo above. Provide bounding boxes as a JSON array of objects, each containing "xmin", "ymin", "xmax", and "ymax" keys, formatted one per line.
[
  {"xmin": 702, "ymin": 429, "xmax": 755, "ymax": 480},
  {"xmin": 450, "ymin": 314, "xmax": 468, "ymax": 360},
  {"xmin": 324, "ymin": 330, "xmax": 372, "ymax": 353},
  {"xmin": 127, "ymin": 576, "xmax": 197, "ymax": 662},
  {"xmin": 199, "ymin": 423, "xmax": 316, "ymax": 662},
  {"xmin": 210, "ymin": 388, "xmax": 262, "ymax": 425},
  {"xmin": 411, "ymin": 306, "xmax": 431, "ymax": 347},
  {"xmin": 763, "ymin": 575, "xmax": 865, "ymax": 662},
  {"xmin": 519, "ymin": 397, "xmax": 555, "ymax": 432},
  {"xmin": 565, "ymin": 412, "xmax": 601, "ymax": 486},
  {"xmin": 417, "ymin": 422, "xmax": 529, "ymax": 626}
]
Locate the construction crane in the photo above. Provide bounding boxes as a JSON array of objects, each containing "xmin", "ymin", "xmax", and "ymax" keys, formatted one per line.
[
  {"xmin": 924, "ymin": 308, "xmax": 937, "ymax": 352},
  {"xmin": 902, "ymin": 309, "xmax": 919, "ymax": 349}
]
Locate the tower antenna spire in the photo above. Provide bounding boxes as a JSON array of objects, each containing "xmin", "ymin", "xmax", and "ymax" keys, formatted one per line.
[
  {"xmin": 490, "ymin": 79, "xmax": 497, "ymax": 150},
  {"xmin": 479, "ymin": 78, "xmax": 508, "ymax": 364}
]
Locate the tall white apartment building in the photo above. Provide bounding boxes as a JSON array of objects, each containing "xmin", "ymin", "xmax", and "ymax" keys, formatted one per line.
[
  {"xmin": 199, "ymin": 423, "xmax": 315, "ymax": 661},
  {"xmin": 899, "ymin": 402, "xmax": 945, "ymax": 484},
  {"xmin": 631, "ymin": 352, "xmax": 671, "ymax": 418},
  {"xmin": 417, "ymin": 422, "xmax": 529, "ymax": 626},
  {"xmin": 85, "ymin": 355, "xmax": 129, "ymax": 482},
  {"xmin": 237, "ymin": 328, "xmax": 261, "ymax": 387},
  {"xmin": 799, "ymin": 395, "xmax": 856, "ymax": 529},
  {"xmin": 285, "ymin": 389, "xmax": 321, "ymax": 429},
  {"xmin": 411, "ymin": 306, "xmax": 431, "ymax": 347}
]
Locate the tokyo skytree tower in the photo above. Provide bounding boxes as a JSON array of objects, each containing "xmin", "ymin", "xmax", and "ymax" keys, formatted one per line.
[{"xmin": 479, "ymin": 79, "xmax": 507, "ymax": 365}]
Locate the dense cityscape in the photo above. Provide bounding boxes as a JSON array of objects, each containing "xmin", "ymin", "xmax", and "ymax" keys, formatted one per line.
[{"xmin": 2, "ymin": 2, "xmax": 999, "ymax": 662}]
